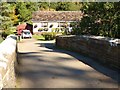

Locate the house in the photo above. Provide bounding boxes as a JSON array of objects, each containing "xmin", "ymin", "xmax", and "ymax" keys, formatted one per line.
[{"xmin": 32, "ymin": 11, "xmax": 83, "ymax": 34}]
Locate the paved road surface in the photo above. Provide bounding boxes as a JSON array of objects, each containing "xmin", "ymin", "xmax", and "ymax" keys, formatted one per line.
[{"xmin": 17, "ymin": 38, "xmax": 119, "ymax": 88}]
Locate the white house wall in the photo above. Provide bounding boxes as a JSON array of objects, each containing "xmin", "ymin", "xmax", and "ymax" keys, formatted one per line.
[
  {"xmin": 33, "ymin": 23, "xmax": 41, "ymax": 33},
  {"xmin": 48, "ymin": 22, "xmax": 58, "ymax": 32},
  {"xmin": 48, "ymin": 22, "xmax": 58, "ymax": 28},
  {"xmin": 33, "ymin": 21, "xmax": 72, "ymax": 33},
  {"xmin": 33, "ymin": 22, "xmax": 59, "ymax": 33}
]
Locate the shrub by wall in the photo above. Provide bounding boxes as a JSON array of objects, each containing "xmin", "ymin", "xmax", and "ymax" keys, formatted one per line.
[
  {"xmin": 56, "ymin": 35, "xmax": 120, "ymax": 70},
  {"xmin": 41, "ymin": 32, "xmax": 56, "ymax": 40}
]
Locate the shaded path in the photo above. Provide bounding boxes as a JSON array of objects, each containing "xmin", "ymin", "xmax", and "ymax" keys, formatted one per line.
[{"xmin": 17, "ymin": 38, "xmax": 119, "ymax": 88}]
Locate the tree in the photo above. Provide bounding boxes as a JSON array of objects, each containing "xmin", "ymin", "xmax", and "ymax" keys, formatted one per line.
[
  {"xmin": 67, "ymin": 2, "xmax": 82, "ymax": 11},
  {"xmin": 16, "ymin": 2, "xmax": 30, "ymax": 22},
  {"xmin": 15, "ymin": 2, "xmax": 38, "ymax": 23},
  {"xmin": 56, "ymin": 2, "xmax": 81, "ymax": 11},
  {"xmin": 72, "ymin": 2, "xmax": 120, "ymax": 38},
  {"xmin": 8, "ymin": 3, "xmax": 19, "ymax": 25},
  {"xmin": 56, "ymin": 2, "xmax": 69, "ymax": 11},
  {"xmin": 0, "ymin": 2, "xmax": 14, "ymax": 37}
]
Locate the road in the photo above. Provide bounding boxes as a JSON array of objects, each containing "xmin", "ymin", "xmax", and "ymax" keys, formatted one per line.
[{"xmin": 17, "ymin": 38, "xmax": 119, "ymax": 88}]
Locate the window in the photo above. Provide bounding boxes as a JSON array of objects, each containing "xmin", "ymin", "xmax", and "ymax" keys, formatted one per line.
[
  {"xmin": 34, "ymin": 24, "xmax": 37, "ymax": 28},
  {"xmin": 41, "ymin": 22, "xmax": 48, "ymax": 27},
  {"xmin": 49, "ymin": 24, "xmax": 53, "ymax": 28},
  {"xmin": 58, "ymin": 22, "xmax": 66, "ymax": 27}
]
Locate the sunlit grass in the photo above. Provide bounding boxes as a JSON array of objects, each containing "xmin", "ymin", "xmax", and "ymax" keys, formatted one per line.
[
  {"xmin": 32, "ymin": 34, "xmax": 45, "ymax": 41},
  {"xmin": 0, "ymin": 36, "xmax": 3, "ymax": 43}
]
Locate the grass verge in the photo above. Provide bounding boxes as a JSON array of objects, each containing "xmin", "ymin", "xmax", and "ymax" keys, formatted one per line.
[
  {"xmin": 0, "ymin": 36, "xmax": 3, "ymax": 43},
  {"xmin": 32, "ymin": 34, "xmax": 45, "ymax": 41}
]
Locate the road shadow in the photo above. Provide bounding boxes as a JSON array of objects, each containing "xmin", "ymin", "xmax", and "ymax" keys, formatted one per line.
[
  {"xmin": 16, "ymin": 51, "xmax": 89, "ymax": 88},
  {"xmin": 35, "ymin": 41, "xmax": 120, "ymax": 84}
]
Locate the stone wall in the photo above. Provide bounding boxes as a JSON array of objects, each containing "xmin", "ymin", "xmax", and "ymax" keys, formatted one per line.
[
  {"xmin": 56, "ymin": 35, "xmax": 120, "ymax": 70},
  {"xmin": 0, "ymin": 35, "xmax": 17, "ymax": 89}
]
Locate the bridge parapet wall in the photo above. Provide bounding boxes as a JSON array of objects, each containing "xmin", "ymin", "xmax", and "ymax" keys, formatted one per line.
[
  {"xmin": 56, "ymin": 35, "xmax": 120, "ymax": 70},
  {"xmin": 0, "ymin": 35, "xmax": 17, "ymax": 89}
]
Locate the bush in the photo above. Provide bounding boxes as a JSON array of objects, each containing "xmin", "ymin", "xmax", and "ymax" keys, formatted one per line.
[
  {"xmin": 1, "ymin": 27, "xmax": 15, "ymax": 39},
  {"xmin": 38, "ymin": 28, "xmax": 44, "ymax": 32},
  {"xmin": 41, "ymin": 32, "xmax": 56, "ymax": 40},
  {"xmin": 2, "ymin": 30, "xmax": 14, "ymax": 39},
  {"xmin": 1, "ymin": 32, "xmax": 7, "ymax": 39}
]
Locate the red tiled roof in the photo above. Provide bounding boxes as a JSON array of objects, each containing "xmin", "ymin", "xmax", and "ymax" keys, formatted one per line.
[{"xmin": 32, "ymin": 11, "xmax": 83, "ymax": 21}]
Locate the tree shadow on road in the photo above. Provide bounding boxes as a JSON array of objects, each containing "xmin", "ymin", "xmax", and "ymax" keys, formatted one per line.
[{"xmin": 35, "ymin": 41, "xmax": 120, "ymax": 84}]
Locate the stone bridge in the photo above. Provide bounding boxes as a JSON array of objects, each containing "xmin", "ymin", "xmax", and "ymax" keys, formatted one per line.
[{"xmin": 0, "ymin": 35, "xmax": 119, "ymax": 89}]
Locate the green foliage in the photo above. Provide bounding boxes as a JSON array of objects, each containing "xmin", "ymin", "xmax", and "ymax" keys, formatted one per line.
[
  {"xmin": 0, "ymin": 38, "xmax": 3, "ymax": 43},
  {"xmin": 1, "ymin": 30, "xmax": 14, "ymax": 39},
  {"xmin": 67, "ymin": 2, "xmax": 82, "ymax": 11},
  {"xmin": 37, "ymin": 2, "xmax": 82, "ymax": 11},
  {"xmin": 52, "ymin": 28, "xmax": 63, "ymax": 33},
  {"xmin": 72, "ymin": 2, "xmax": 120, "ymax": 38},
  {"xmin": 16, "ymin": 2, "xmax": 38, "ymax": 22},
  {"xmin": 49, "ymin": 2, "xmax": 58, "ymax": 10},
  {"xmin": 16, "ymin": 2, "xmax": 30, "ymax": 22},
  {"xmin": 38, "ymin": 28, "xmax": 44, "ymax": 32},
  {"xmin": 0, "ymin": 34, "xmax": 3, "ymax": 43},
  {"xmin": 0, "ymin": 2, "xmax": 17, "ymax": 39},
  {"xmin": 51, "ymin": 28, "xmax": 65, "ymax": 36},
  {"xmin": 56, "ymin": 2, "xmax": 69, "ymax": 11},
  {"xmin": 38, "ymin": 2, "xmax": 49, "ymax": 10},
  {"xmin": 0, "ymin": 3, "xmax": 13, "ymax": 29},
  {"xmin": 56, "ymin": 2, "xmax": 82, "ymax": 11},
  {"xmin": 41, "ymin": 32, "xmax": 56, "ymax": 40}
]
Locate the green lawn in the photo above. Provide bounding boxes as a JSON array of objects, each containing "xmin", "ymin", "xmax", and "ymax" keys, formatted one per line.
[
  {"xmin": 32, "ymin": 34, "xmax": 45, "ymax": 41},
  {"xmin": 0, "ymin": 36, "xmax": 3, "ymax": 43}
]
